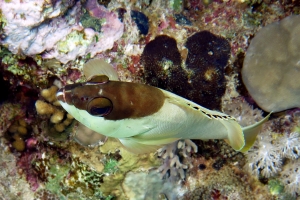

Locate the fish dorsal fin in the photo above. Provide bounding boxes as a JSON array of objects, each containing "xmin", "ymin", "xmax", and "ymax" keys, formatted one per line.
[{"xmin": 83, "ymin": 59, "xmax": 119, "ymax": 81}]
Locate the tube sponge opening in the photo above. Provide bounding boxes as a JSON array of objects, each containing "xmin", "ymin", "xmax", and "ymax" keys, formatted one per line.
[{"xmin": 242, "ymin": 15, "xmax": 300, "ymax": 112}]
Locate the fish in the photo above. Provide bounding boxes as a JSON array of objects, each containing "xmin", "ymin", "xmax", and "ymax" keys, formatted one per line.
[{"xmin": 56, "ymin": 59, "xmax": 271, "ymax": 154}]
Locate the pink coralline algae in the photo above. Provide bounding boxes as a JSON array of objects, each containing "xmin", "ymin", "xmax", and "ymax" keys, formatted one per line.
[
  {"xmin": 0, "ymin": 0, "xmax": 79, "ymax": 55},
  {"xmin": 0, "ymin": 0, "xmax": 124, "ymax": 64}
]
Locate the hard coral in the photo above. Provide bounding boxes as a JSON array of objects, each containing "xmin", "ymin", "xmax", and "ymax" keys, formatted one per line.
[
  {"xmin": 242, "ymin": 15, "xmax": 300, "ymax": 112},
  {"xmin": 122, "ymin": 171, "xmax": 181, "ymax": 200},
  {"xmin": 35, "ymin": 85, "xmax": 74, "ymax": 133},
  {"xmin": 8, "ymin": 119, "xmax": 29, "ymax": 151}
]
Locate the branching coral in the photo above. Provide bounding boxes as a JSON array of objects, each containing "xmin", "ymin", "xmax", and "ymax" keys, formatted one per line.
[
  {"xmin": 35, "ymin": 85, "xmax": 74, "ymax": 133},
  {"xmin": 276, "ymin": 132, "xmax": 300, "ymax": 159},
  {"xmin": 157, "ymin": 139, "xmax": 197, "ymax": 180},
  {"xmin": 246, "ymin": 118, "xmax": 300, "ymax": 186},
  {"xmin": 246, "ymin": 133, "xmax": 282, "ymax": 177}
]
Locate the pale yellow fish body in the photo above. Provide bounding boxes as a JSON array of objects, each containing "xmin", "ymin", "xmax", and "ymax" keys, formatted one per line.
[{"xmin": 56, "ymin": 59, "xmax": 270, "ymax": 154}]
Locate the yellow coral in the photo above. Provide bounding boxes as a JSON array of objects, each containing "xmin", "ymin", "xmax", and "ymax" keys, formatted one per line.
[
  {"xmin": 12, "ymin": 135, "xmax": 25, "ymax": 151},
  {"xmin": 35, "ymin": 100, "xmax": 55, "ymax": 115},
  {"xmin": 41, "ymin": 85, "xmax": 58, "ymax": 103},
  {"xmin": 50, "ymin": 110, "xmax": 64, "ymax": 124},
  {"xmin": 36, "ymin": 85, "xmax": 74, "ymax": 134}
]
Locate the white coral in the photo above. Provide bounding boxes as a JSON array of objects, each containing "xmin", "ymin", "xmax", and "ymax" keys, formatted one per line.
[
  {"xmin": 276, "ymin": 132, "xmax": 300, "ymax": 159},
  {"xmin": 246, "ymin": 134, "xmax": 282, "ymax": 177},
  {"xmin": 280, "ymin": 159, "xmax": 300, "ymax": 196}
]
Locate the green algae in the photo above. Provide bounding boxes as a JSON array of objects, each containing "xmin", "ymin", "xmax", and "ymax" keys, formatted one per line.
[
  {"xmin": 80, "ymin": 11, "xmax": 103, "ymax": 32},
  {"xmin": 268, "ymin": 179, "xmax": 284, "ymax": 195},
  {"xmin": 104, "ymin": 158, "xmax": 119, "ymax": 174},
  {"xmin": 57, "ymin": 31, "xmax": 92, "ymax": 54}
]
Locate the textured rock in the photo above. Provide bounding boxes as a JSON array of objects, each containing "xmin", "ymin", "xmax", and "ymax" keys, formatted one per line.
[{"xmin": 242, "ymin": 15, "xmax": 300, "ymax": 112}]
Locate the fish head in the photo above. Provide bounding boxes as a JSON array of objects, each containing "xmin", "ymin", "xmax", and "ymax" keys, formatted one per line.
[{"xmin": 56, "ymin": 75, "xmax": 113, "ymax": 118}]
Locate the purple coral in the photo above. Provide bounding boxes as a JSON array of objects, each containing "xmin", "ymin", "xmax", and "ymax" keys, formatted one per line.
[
  {"xmin": 0, "ymin": 0, "xmax": 79, "ymax": 55},
  {"xmin": 1, "ymin": 0, "xmax": 124, "ymax": 64},
  {"xmin": 157, "ymin": 139, "xmax": 197, "ymax": 180}
]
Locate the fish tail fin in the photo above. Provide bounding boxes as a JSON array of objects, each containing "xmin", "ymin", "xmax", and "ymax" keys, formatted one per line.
[
  {"xmin": 223, "ymin": 120, "xmax": 245, "ymax": 151},
  {"xmin": 239, "ymin": 112, "xmax": 272, "ymax": 152}
]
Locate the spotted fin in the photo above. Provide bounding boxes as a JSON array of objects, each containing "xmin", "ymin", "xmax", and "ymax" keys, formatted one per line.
[
  {"xmin": 239, "ymin": 112, "xmax": 272, "ymax": 152},
  {"xmin": 83, "ymin": 59, "xmax": 119, "ymax": 81}
]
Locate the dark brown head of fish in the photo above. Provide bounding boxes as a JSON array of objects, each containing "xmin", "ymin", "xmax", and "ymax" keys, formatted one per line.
[{"xmin": 56, "ymin": 75, "xmax": 166, "ymax": 120}]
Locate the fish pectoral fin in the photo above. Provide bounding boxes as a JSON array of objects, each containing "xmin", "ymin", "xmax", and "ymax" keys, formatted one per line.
[
  {"xmin": 239, "ymin": 112, "xmax": 272, "ymax": 152},
  {"xmin": 118, "ymin": 137, "xmax": 179, "ymax": 154},
  {"xmin": 83, "ymin": 59, "xmax": 119, "ymax": 81},
  {"xmin": 118, "ymin": 138, "xmax": 162, "ymax": 154}
]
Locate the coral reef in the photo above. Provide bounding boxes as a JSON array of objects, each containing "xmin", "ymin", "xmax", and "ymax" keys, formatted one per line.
[
  {"xmin": 1, "ymin": 0, "xmax": 300, "ymax": 199},
  {"xmin": 35, "ymin": 85, "xmax": 74, "ymax": 134},
  {"xmin": 245, "ymin": 112, "xmax": 300, "ymax": 197},
  {"xmin": 122, "ymin": 170, "xmax": 181, "ymax": 200},
  {"xmin": 0, "ymin": 103, "xmax": 23, "ymax": 136},
  {"xmin": 242, "ymin": 15, "xmax": 300, "ymax": 112}
]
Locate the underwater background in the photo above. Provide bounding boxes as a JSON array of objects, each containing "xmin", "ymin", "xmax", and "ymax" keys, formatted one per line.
[{"xmin": 0, "ymin": 0, "xmax": 300, "ymax": 199}]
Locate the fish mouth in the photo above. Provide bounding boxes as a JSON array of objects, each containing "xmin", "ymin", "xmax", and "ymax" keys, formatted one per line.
[
  {"xmin": 56, "ymin": 83, "xmax": 83, "ymax": 103},
  {"xmin": 56, "ymin": 88, "xmax": 66, "ymax": 103}
]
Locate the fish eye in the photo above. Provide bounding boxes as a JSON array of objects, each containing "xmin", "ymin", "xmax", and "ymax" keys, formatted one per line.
[{"xmin": 87, "ymin": 97, "xmax": 113, "ymax": 117}]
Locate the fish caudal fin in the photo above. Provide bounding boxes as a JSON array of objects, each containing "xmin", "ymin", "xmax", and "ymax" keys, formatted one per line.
[
  {"xmin": 240, "ymin": 112, "xmax": 272, "ymax": 152},
  {"xmin": 222, "ymin": 120, "xmax": 245, "ymax": 151}
]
